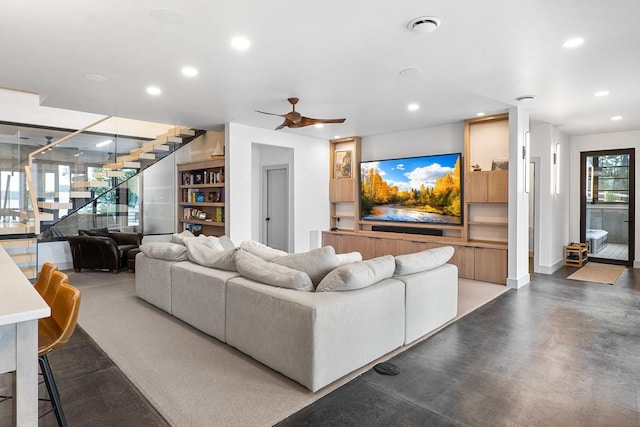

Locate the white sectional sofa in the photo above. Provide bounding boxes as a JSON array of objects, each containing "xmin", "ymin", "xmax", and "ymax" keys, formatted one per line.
[{"xmin": 135, "ymin": 236, "xmax": 458, "ymax": 392}]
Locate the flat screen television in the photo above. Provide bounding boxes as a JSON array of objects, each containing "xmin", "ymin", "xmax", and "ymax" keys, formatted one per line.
[{"xmin": 360, "ymin": 153, "xmax": 462, "ymax": 225}]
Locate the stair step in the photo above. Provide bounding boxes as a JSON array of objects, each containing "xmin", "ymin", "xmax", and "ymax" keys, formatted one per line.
[
  {"xmin": 168, "ymin": 136, "xmax": 184, "ymax": 144},
  {"xmin": 37, "ymin": 202, "xmax": 73, "ymax": 209},
  {"xmin": 37, "ymin": 212, "xmax": 54, "ymax": 221},
  {"xmin": 105, "ymin": 171, "xmax": 126, "ymax": 178},
  {"xmin": 103, "ymin": 161, "xmax": 141, "ymax": 170},
  {"xmin": 178, "ymin": 128, "xmax": 196, "ymax": 137},
  {"xmin": 137, "ymin": 152, "xmax": 156, "ymax": 160},
  {"xmin": 69, "ymin": 191, "xmax": 91, "ymax": 198},
  {"xmin": 71, "ymin": 181, "xmax": 110, "ymax": 188}
]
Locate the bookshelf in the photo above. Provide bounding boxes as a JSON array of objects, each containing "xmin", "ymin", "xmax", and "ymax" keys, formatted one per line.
[{"xmin": 177, "ymin": 158, "xmax": 226, "ymax": 236}]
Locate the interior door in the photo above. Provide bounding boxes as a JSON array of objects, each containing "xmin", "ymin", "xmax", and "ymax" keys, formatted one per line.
[
  {"xmin": 264, "ymin": 167, "xmax": 288, "ymax": 251},
  {"xmin": 580, "ymin": 149, "xmax": 635, "ymax": 266}
]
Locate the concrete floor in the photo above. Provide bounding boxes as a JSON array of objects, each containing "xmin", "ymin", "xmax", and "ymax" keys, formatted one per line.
[{"xmin": 2, "ymin": 266, "xmax": 639, "ymax": 426}]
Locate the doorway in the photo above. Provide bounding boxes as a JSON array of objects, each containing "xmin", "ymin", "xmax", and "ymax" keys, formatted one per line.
[
  {"xmin": 262, "ymin": 165, "xmax": 289, "ymax": 252},
  {"xmin": 580, "ymin": 149, "xmax": 635, "ymax": 266}
]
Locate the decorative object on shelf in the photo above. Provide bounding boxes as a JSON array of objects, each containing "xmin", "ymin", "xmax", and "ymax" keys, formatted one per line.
[
  {"xmin": 210, "ymin": 141, "xmax": 224, "ymax": 159},
  {"xmin": 491, "ymin": 158, "xmax": 508, "ymax": 171},
  {"xmin": 472, "ymin": 164, "xmax": 481, "ymax": 171},
  {"xmin": 334, "ymin": 150, "xmax": 352, "ymax": 179},
  {"xmin": 216, "ymin": 170, "xmax": 224, "ymax": 183}
]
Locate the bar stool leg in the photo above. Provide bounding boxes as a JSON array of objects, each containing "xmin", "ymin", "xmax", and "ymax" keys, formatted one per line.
[{"xmin": 39, "ymin": 355, "xmax": 68, "ymax": 427}]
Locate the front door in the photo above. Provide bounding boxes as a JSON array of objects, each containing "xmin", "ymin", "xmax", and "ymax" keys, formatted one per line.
[{"xmin": 580, "ymin": 149, "xmax": 635, "ymax": 266}]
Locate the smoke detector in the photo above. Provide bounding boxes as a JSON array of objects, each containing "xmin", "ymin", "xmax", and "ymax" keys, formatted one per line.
[{"xmin": 407, "ymin": 16, "xmax": 441, "ymax": 34}]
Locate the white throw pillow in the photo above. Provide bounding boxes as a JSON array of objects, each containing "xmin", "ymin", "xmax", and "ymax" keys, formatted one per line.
[
  {"xmin": 316, "ymin": 255, "xmax": 395, "ymax": 292},
  {"xmin": 171, "ymin": 230, "xmax": 195, "ymax": 245},
  {"xmin": 336, "ymin": 251, "xmax": 363, "ymax": 265},
  {"xmin": 239, "ymin": 240, "xmax": 288, "ymax": 261},
  {"xmin": 394, "ymin": 246, "xmax": 455, "ymax": 276},
  {"xmin": 272, "ymin": 246, "xmax": 340, "ymax": 287},
  {"xmin": 140, "ymin": 242, "xmax": 188, "ymax": 261},
  {"xmin": 218, "ymin": 235, "xmax": 236, "ymax": 250},
  {"xmin": 235, "ymin": 250, "xmax": 314, "ymax": 291},
  {"xmin": 186, "ymin": 241, "xmax": 238, "ymax": 271},
  {"xmin": 184, "ymin": 234, "xmax": 225, "ymax": 251}
]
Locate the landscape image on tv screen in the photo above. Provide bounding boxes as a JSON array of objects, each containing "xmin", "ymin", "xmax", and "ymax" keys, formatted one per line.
[{"xmin": 360, "ymin": 153, "xmax": 462, "ymax": 225}]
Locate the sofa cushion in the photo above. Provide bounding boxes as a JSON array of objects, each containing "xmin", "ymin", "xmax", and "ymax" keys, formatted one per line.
[
  {"xmin": 336, "ymin": 251, "xmax": 363, "ymax": 265},
  {"xmin": 186, "ymin": 240, "xmax": 238, "ymax": 271},
  {"xmin": 171, "ymin": 230, "xmax": 195, "ymax": 245},
  {"xmin": 235, "ymin": 250, "xmax": 313, "ymax": 291},
  {"xmin": 140, "ymin": 242, "xmax": 188, "ymax": 261},
  {"xmin": 239, "ymin": 240, "xmax": 288, "ymax": 261},
  {"xmin": 316, "ymin": 255, "xmax": 395, "ymax": 292},
  {"xmin": 394, "ymin": 246, "xmax": 455, "ymax": 276},
  {"xmin": 272, "ymin": 246, "xmax": 340, "ymax": 287}
]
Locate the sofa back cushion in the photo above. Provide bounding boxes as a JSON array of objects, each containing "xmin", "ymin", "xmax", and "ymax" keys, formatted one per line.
[
  {"xmin": 79, "ymin": 227, "xmax": 110, "ymax": 237},
  {"xmin": 316, "ymin": 255, "xmax": 395, "ymax": 292},
  {"xmin": 272, "ymin": 246, "xmax": 340, "ymax": 287},
  {"xmin": 186, "ymin": 240, "xmax": 238, "ymax": 271},
  {"xmin": 336, "ymin": 251, "xmax": 362, "ymax": 265},
  {"xmin": 239, "ymin": 240, "xmax": 288, "ymax": 261},
  {"xmin": 394, "ymin": 246, "xmax": 455, "ymax": 276},
  {"xmin": 235, "ymin": 250, "xmax": 314, "ymax": 291},
  {"xmin": 140, "ymin": 242, "xmax": 188, "ymax": 261},
  {"xmin": 171, "ymin": 230, "xmax": 195, "ymax": 245}
]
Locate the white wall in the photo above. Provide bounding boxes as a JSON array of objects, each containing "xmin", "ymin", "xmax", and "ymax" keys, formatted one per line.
[
  {"xmin": 361, "ymin": 123, "xmax": 464, "ymax": 161},
  {"xmin": 530, "ymin": 123, "xmax": 570, "ymax": 273},
  {"xmin": 570, "ymin": 130, "xmax": 640, "ymax": 268},
  {"xmin": 226, "ymin": 123, "xmax": 329, "ymax": 252}
]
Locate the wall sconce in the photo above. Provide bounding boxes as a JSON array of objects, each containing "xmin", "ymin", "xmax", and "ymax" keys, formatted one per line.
[
  {"xmin": 523, "ymin": 131, "xmax": 530, "ymax": 193},
  {"xmin": 552, "ymin": 143, "xmax": 560, "ymax": 195}
]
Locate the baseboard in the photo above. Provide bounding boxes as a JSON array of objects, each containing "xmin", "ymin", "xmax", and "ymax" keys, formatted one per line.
[
  {"xmin": 507, "ymin": 273, "xmax": 531, "ymax": 289},
  {"xmin": 537, "ymin": 260, "xmax": 565, "ymax": 275}
]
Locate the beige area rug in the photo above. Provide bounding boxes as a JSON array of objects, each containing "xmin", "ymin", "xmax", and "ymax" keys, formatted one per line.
[
  {"xmin": 68, "ymin": 271, "xmax": 506, "ymax": 427},
  {"xmin": 567, "ymin": 262, "xmax": 626, "ymax": 285}
]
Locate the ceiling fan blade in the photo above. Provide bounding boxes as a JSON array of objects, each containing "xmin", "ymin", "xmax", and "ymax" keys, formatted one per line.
[
  {"xmin": 275, "ymin": 117, "xmax": 296, "ymax": 130},
  {"xmin": 256, "ymin": 110, "xmax": 287, "ymax": 117},
  {"xmin": 299, "ymin": 116, "xmax": 346, "ymax": 127}
]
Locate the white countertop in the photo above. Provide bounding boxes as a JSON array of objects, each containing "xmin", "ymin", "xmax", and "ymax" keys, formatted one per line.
[{"xmin": 0, "ymin": 245, "xmax": 50, "ymax": 326}]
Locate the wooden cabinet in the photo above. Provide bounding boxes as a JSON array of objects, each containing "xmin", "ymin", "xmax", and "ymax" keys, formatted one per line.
[
  {"xmin": 177, "ymin": 159, "xmax": 226, "ymax": 236},
  {"xmin": 466, "ymin": 171, "xmax": 508, "ymax": 203},
  {"xmin": 322, "ymin": 231, "xmax": 506, "ymax": 284}
]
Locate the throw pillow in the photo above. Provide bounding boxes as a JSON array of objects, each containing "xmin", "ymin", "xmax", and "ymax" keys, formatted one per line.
[
  {"xmin": 171, "ymin": 230, "xmax": 195, "ymax": 245},
  {"xmin": 316, "ymin": 255, "xmax": 395, "ymax": 292},
  {"xmin": 394, "ymin": 246, "xmax": 455, "ymax": 276},
  {"xmin": 239, "ymin": 240, "xmax": 288, "ymax": 261},
  {"xmin": 336, "ymin": 251, "xmax": 363, "ymax": 265},
  {"xmin": 184, "ymin": 234, "xmax": 225, "ymax": 251},
  {"xmin": 218, "ymin": 235, "xmax": 236, "ymax": 250},
  {"xmin": 186, "ymin": 240, "xmax": 238, "ymax": 271},
  {"xmin": 140, "ymin": 242, "xmax": 188, "ymax": 261},
  {"xmin": 235, "ymin": 250, "xmax": 314, "ymax": 291},
  {"xmin": 272, "ymin": 246, "xmax": 340, "ymax": 287}
]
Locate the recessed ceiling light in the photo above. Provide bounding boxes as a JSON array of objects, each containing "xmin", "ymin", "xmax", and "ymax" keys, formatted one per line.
[
  {"xmin": 95, "ymin": 139, "xmax": 113, "ymax": 147},
  {"xmin": 407, "ymin": 103, "xmax": 420, "ymax": 111},
  {"xmin": 181, "ymin": 66, "xmax": 198, "ymax": 77},
  {"xmin": 146, "ymin": 86, "xmax": 162, "ymax": 96},
  {"xmin": 314, "ymin": 124, "xmax": 324, "ymax": 129},
  {"xmin": 150, "ymin": 9, "xmax": 185, "ymax": 25},
  {"xmin": 84, "ymin": 73, "xmax": 109, "ymax": 82},
  {"xmin": 562, "ymin": 37, "xmax": 584, "ymax": 48},
  {"xmin": 594, "ymin": 90, "xmax": 610, "ymax": 97},
  {"xmin": 515, "ymin": 95, "xmax": 535, "ymax": 102},
  {"xmin": 231, "ymin": 36, "xmax": 251, "ymax": 51},
  {"xmin": 611, "ymin": 116, "xmax": 623, "ymax": 121},
  {"xmin": 407, "ymin": 16, "xmax": 441, "ymax": 33},
  {"xmin": 476, "ymin": 112, "xmax": 486, "ymax": 117}
]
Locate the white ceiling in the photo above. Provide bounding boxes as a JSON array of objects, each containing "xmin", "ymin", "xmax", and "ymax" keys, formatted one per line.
[{"xmin": 1, "ymin": 1, "xmax": 639, "ymax": 141}]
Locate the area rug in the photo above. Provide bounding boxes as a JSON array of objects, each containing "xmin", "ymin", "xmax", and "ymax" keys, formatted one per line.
[
  {"xmin": 567, "ymin": 262, "xmax": 626, "ymax": 285},
  {"xmin": 68, "ymin": 271, "xmax": 506, "ymax": 427}
]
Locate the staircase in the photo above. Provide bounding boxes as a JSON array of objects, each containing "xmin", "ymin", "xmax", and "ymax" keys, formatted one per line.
[{"xmin": 27, "ymin": 124, "xmax": 205, "ymax": 237}]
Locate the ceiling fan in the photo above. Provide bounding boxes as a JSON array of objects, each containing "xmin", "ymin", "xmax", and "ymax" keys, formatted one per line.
[{"xmin": 256, "ymin": 98, "xmax": 346, "ymax": 130}]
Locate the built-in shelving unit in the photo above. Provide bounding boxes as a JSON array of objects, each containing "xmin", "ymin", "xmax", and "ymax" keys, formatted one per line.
[
  {"xmin": 329, "ymin": 137, "xmax": 361, "ymax": 232},
  {"xmin": 177, "ymin": 158, "xmax": 226, "ymax": 236}
]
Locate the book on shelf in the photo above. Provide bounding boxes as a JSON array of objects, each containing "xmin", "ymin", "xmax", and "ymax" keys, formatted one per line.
[{"xmin": 196, "ymin": 192, "xmax": 204, "ymax": 202}]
